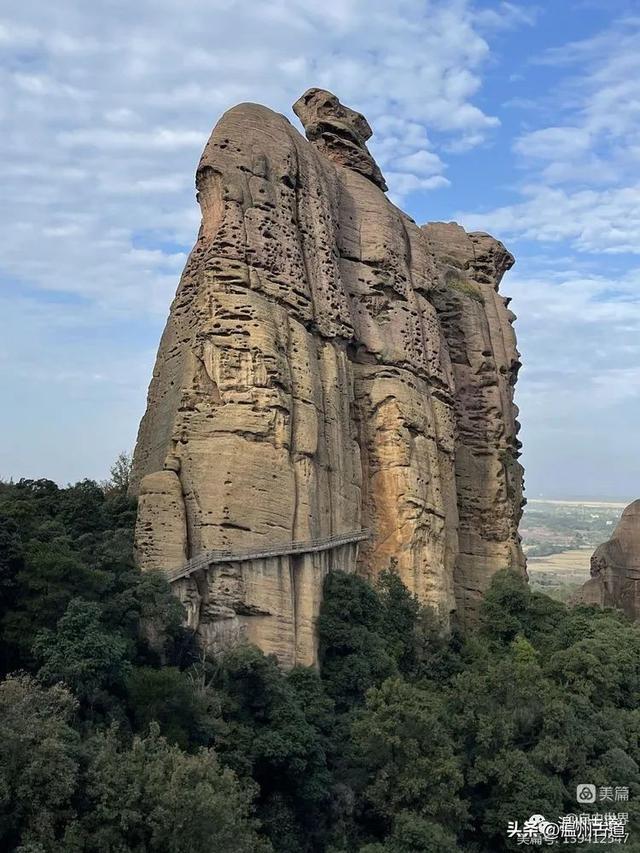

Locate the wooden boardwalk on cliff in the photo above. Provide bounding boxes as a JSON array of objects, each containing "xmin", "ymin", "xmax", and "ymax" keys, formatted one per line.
[{"xmin": 168, "ymin": 529, "xmax": 371, "ymax": 583}]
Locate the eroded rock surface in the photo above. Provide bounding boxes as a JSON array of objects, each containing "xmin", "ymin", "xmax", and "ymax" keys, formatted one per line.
[
  {"xmin": 131, "ymin": 88, "xmax": 525, "ymax": 664},
  {"xmin": 577, "ymin": 500, "xmax": 640, "ymax": 619}
]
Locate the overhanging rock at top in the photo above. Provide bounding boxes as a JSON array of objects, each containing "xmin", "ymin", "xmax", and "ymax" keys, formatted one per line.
[{"xmin": 131, "ymin": 88, "xmax": 526, "ymax": 667}]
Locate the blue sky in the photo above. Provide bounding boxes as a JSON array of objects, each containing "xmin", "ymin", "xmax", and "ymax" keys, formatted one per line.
[{"xmin": 2, "ymin": 0, "xmax": 640, "ymax": 500}]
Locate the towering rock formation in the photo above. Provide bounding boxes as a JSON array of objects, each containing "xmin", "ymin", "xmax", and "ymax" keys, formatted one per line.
[
  {"xmin": 131, "ymin": 88, "xmax": 525, "ymax": 666},
  {"xmin": 578, "ymin": 500, "xmax": 640, "ymax": 619}
]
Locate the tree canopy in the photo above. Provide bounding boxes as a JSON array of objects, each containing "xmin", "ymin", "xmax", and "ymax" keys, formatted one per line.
[{"xmin": 0, "ymin": 474, "xmax": 639, "ymax": 851}]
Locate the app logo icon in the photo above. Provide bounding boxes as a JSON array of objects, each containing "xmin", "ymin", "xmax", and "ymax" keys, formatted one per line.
[{"xmin": 576, "ymin": 784, "xmax": 596, "ymax": 804}]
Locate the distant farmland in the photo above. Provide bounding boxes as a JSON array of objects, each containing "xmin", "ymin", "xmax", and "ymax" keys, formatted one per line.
[{"xmin": 521, "ymin": 499, "xmax": 625, "ymax": 601}]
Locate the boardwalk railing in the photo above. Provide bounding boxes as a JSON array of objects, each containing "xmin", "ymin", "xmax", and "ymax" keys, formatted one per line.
[{"xmin": 167, "ymin": 529, "xmax": 370, "ymax": 583}]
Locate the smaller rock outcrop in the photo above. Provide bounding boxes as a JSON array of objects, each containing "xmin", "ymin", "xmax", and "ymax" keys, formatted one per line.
[{"xmin": 578, "ymin": 500, "xmax": 640, "ymax": 619}]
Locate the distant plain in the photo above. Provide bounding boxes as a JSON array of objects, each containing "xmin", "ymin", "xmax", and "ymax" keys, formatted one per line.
[{"xmin": 522, "ymin": 499, "xmax": 626, "ymax": 601}]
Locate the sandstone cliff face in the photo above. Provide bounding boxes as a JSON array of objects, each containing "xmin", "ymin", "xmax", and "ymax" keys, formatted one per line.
[
  {"xmin": 131, "ymin": 89, "xmax": 525, "ymax": 665},
  {"xmin": 578, "ymin": 500, "xmax": 640, "ymax": 619},
  {"xmin": 423, "ymin": 223, "xmax": 524, "ymax": 624}
]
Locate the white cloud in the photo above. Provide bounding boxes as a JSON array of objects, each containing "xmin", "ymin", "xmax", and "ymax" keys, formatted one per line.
[
  {"xmin": 58, "ymin": 127, "xmax": 206, "ymax": 151},
  {"xmin": 513, "ymin": 126, "xmax": 593, "ymax": 161},
  {"xmin": 447, "ymin": 10, "xmax": 640, "ymax": 495},
  {"xmin": 475, "ymin": 1, "xmax": 540, "ymax": 31},
  {"xmin": 511, "ymin": 268, "xmax": 640, "ymax": 393},
  {"xmin": 0, "ymin": 0, "xmax": 507, "ymax": 322},
  {"xmin": 460, "ymin": 16, "xmax": 640, "ymax": 254},
  {"xmin": 509, "ymin": 261, "xmax": 640, "ymax": 497},
  {"xmin": 461, "ymin": 184, "xmax": 640, "ymax": 254},
  {"xmin": 393, "ymin": 149, "xmax": 446, "ymax": 177},
  {"xmin": 386, "ymin": 172, "xmax": 450, "ymax": 201}
]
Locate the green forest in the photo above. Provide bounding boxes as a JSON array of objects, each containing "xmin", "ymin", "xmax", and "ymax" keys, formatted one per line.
[{"xmin": 0, "ymin": 474, "xmax": 639, "ymax": 853}]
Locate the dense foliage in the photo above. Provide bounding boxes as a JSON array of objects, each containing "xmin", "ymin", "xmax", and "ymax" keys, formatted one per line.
[{"xmin": 1, "ymin": 473, "xmax": 639, "ymax": 852}]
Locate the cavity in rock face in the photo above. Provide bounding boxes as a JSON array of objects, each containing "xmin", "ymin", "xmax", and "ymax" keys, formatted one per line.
[
  {"xmin": 131, "ymin": 88, "xmax": 526, "ymax": 666},
  {"xmin": 577, "ymin": 500, "xmax": 640, "ymax": 619}
]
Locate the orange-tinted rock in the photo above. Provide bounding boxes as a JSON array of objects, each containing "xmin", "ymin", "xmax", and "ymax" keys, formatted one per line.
[{"xmin": 131, "ymin": 90, "xmax": 525, "ymax": 664}]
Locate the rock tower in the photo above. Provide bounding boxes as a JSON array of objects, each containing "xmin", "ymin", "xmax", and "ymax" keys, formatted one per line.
[{"xmin": 131, "ymin": 89, "xmax": 525, "ymax": 667}]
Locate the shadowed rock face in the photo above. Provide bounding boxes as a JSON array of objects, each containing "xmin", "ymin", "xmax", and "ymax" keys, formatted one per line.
[
  {"xmin": 131, "ymin": 89, "xmax": 525, "ymax": 665},
  {"xmin": 578, "ymin": 500, "xmax": 640, "ymax": 619}
]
